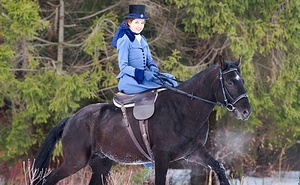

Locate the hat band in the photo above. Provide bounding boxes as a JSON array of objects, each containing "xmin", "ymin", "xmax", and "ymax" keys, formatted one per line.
[{"xmin": 127, "ymin": 13, "xmax": 147, "ymax": 19}]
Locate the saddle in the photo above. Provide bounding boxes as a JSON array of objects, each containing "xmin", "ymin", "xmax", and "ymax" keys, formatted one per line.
[
  {"xmin": 113, "ymin": 88, "xmax": 166, "ymax": 161},
  {"xmin": 113, "ymin": 89, "xmax": 165, "ymax": 120}
]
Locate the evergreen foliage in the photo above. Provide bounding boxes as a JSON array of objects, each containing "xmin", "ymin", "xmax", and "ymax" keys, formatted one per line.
[
  {"xmin": 0, "ymin": 0, "xmax": 118, "ymax": 160},
  {"xmin": 168, "ymin": 0, "xmax": 300, "ymax": 171}
]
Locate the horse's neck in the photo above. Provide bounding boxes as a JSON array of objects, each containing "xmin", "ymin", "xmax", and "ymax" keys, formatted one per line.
[
  {"xmin": 179, "ymin": 67, "xmax": 218, "ymax": 101},
  {"xmin": 177, "ymin": 67, "xmax": 218, "ymax": 122}
]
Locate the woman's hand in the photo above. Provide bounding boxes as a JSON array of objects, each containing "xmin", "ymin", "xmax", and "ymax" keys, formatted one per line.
[
  {"xmin": 150, "ymin": 66, "xmax": 159, "ymax": 73},
  {"xmin": 144, "ymin": 71, "xmax": 157, "ymax": 81}
]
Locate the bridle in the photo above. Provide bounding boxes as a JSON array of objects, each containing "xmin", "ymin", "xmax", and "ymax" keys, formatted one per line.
[
  {"xmin": 217, "ymin": 68, "xmax": 248, "ymax": 111},
  {"xmin": 154, "ymin": 67, "xmax": 248, "ymax": 111}
]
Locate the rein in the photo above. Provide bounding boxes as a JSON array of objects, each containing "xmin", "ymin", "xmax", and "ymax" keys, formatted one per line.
[
  {"xmin": 154, "ymin": 77, "xmax": 218, "ymax": 105},
  {"xmin": 154, "ymin": 67, "xmax": 248, "ymax": 111}
]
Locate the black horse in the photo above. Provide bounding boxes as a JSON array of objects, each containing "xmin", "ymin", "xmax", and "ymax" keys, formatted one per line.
[{"xmin": 32, "ymin": 56, "xmax": 251, "ymax": 185}]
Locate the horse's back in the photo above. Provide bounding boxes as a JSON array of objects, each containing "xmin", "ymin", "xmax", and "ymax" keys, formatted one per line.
[{"xmin": 61, "ymin": 103, "xmax": 110, "ymax": 149}]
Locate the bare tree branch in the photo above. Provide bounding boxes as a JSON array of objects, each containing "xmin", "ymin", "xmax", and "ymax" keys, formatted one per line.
[{"xmin": 76, "ymin": 1, "xmax": 124, "ymax": 21}]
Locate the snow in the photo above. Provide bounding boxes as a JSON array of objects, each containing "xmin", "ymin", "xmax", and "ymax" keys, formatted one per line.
[{"xmin": 230, "ymin": 171, "xmax": 300, "ymax": 185}]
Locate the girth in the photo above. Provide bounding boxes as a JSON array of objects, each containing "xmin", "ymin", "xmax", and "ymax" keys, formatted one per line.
[
  {"xmin": 120, "ymin": 106, "xmax": 153, "ymax": 162},
  {"xmin": 114, "ymin": 89, "xmax": 167, "ymax": 162}
]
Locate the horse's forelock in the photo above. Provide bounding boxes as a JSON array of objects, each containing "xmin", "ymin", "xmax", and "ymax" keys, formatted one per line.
[{"xmin": 223, "ymin": 60, "xmax": 241, "ymax": 73}]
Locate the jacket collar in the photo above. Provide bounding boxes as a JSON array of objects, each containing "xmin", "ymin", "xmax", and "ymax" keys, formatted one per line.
[{"xmin": 131, "ymin": 36, "xmax": 147, "ymax": 48}]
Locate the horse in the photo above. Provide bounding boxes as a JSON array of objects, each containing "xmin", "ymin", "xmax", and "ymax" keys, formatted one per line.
[{"xmin": 32, "ymin": 56, "xmax": 252, "ymax": 185}]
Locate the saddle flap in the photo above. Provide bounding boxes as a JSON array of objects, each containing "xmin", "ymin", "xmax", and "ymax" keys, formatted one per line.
[
  {"xmin": 132, "ymin": 90, "xmax": 157, "ymax": 120},
  {"xmin": 113, "ymin": 90, "xmax": 159, "ymax": 120},
  {"xmin": 133, "ymin": 104, "xmax": 155, "ymax": 120}
]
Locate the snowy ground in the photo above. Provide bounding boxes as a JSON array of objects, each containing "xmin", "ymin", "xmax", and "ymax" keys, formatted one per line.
[
  {"xmin": 230, "ymin": 171, "xmax": 300, "ymax": 185},
  {"xmin": 167, "ymin": 169, "xmax": 300, "ymax": 185}
]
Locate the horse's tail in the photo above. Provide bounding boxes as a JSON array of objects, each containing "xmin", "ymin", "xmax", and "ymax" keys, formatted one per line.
[{"xmin": 33, "ymin": 116, "xmax": 69, "ymax": 172}]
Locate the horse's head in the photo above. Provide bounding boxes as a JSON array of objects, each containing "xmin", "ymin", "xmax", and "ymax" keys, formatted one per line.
[{"xmin": 215, "ymin": 56, "xmax": 252, "ymax": 120}]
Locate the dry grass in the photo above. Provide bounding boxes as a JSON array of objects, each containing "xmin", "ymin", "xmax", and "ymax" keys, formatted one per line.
[
  {"xmin": 2, "ymin": 160, "xmax": 219, "ymax": 185},
  {"xmin": 56, "ymin": 167, "xmax": 92, "ymax": 185},
  {"xmin": 18, "ymin": 160, "xmax": 153, "ymax": 185}
]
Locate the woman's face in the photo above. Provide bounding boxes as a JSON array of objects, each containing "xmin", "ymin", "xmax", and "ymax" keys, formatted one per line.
[{"xmin": 128, "ymin": 18, "xmax": 146, "ymax": 34}]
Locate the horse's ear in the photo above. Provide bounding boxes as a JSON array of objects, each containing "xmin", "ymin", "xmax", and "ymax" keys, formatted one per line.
[
  {"xmin": 234, "ymin": 55, "xmax": 242, "ymax": 67},
  {"xmin": 218, "ymin": 55, "xmax": 227, "ymax": 70}
]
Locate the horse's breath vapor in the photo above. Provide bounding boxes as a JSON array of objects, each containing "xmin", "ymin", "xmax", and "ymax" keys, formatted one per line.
[{"xmin": 214, "ymin": 129, "xmax": 252, "ymax": 162}]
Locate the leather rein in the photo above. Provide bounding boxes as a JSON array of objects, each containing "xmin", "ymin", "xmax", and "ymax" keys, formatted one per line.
[{"xmin": 155, "ymin": 67, "xmax": 248, "ymax": 111}]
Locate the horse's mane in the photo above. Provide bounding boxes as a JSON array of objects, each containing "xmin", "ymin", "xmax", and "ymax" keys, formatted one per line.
[
  {"xmin": 178, "ymin": 60, "xmax": 240, "ymax": 89},
  {"xmin": 178, "ymin": 64, "xmax": 219, "ymax": 88}
]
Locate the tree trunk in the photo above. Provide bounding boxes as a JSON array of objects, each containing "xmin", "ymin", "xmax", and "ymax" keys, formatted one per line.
[{"xmin": 57, "ymin": 0, "xmax": 64, "ymax": 72}]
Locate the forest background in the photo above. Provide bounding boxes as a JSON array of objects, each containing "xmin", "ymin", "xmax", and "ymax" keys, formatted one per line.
[{"xmin": 0, "ymin": 0, "xmax": 299, "ymax": 182}]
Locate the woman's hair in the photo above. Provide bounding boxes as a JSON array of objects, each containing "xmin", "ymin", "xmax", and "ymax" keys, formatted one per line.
[
  {"xmin": 124, "ymin": 19, "xmax": 134, "ymax": 26},
  {"xmin": 124, "ymin": 18, "xmax": 146, "ymax": 26}
]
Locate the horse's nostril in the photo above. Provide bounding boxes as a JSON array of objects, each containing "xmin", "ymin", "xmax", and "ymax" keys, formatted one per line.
[{"xmin": 243, "ymin": 109, "xmax": 249, "ymax": 116}]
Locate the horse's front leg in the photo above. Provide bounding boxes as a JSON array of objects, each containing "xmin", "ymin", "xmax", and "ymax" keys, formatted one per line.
[
  {"xmin": 186, "ymin": 146, "xmax": 230, "ymax": 185},
  {"xmin": 154, "ymin": 152, "xmax": 171, "ymax": 185}
]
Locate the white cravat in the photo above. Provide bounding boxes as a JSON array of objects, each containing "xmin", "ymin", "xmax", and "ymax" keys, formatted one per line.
[{"xmin": 135, "ymin": 34, "xmax": 142, "ymax": 44}]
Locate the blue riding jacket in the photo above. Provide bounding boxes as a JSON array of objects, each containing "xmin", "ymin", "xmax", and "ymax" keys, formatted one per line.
[{"xmin": 116, "ymin": 34, "xmax": 177, "ymax": 94}]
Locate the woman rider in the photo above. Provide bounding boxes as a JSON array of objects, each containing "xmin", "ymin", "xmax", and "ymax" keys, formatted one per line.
[{"xmin": 112, "ymin": 4, "xmax": 177, "ymax": 94}]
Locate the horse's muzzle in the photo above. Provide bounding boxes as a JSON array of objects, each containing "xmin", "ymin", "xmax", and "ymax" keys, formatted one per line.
[{"xmin": 234, "ymin": 106, "xmax": 252, "ymax": 120}]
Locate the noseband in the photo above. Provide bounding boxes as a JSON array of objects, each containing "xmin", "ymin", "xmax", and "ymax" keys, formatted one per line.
[
  {"xmin": 218, "ymin": 68, "xmax": 248, "ymax": 111},
  {"xmin": 154, "ymin": 67, "xmax": 248, "ymax": 111}
]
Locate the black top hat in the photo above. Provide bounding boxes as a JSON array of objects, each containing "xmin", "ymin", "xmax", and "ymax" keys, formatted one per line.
[{"xmin": 124, "ymin": 4, "xmax": 148, "ymax": 20}]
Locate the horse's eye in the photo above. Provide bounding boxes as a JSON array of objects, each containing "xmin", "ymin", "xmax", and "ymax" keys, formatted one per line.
[{"xmin": 226, "ymin": 80, "xmax": 234, "ymax": 86}]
